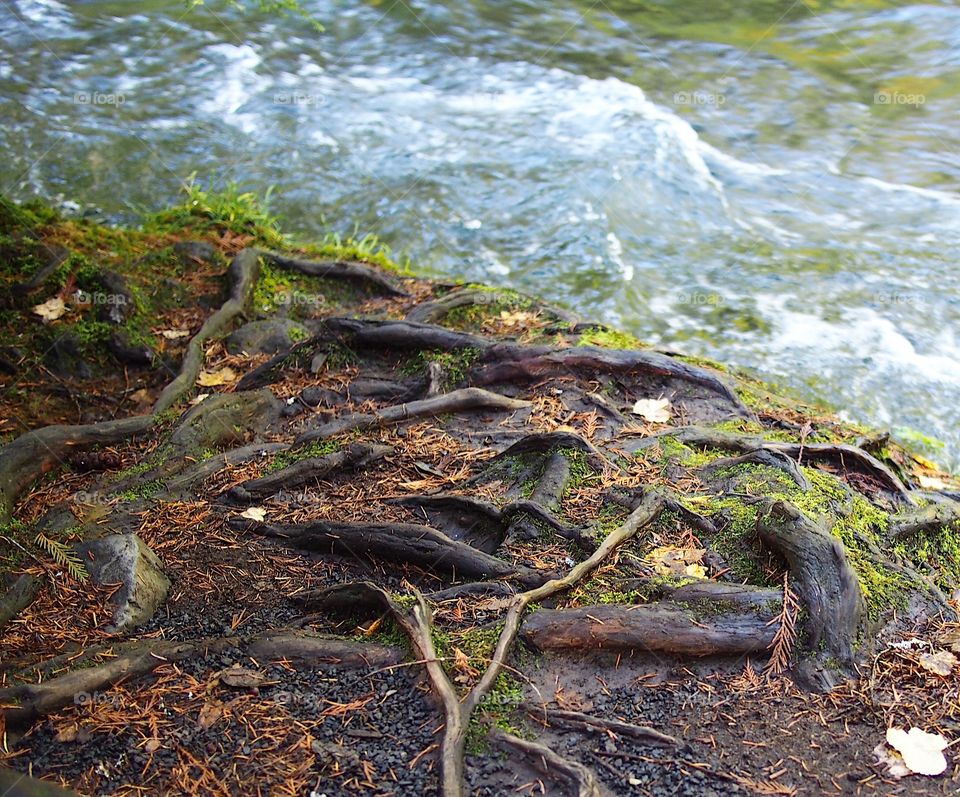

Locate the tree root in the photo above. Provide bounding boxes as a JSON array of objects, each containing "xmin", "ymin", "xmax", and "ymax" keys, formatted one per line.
[
  {"xmin": 698, "ymin": 449, "xmax": 810, "ymax": 490},
  {"xmin": 227, "ymin": 442, "xmax": 393, "ymax": 502},
  {"xmin": 637, "ymin": 426, "xmax": 915, "ymax": 504},
  {"xmin": 520, "ymin": 602, "xmax": 778, "ymax": 656},
  {"xmin": 755, "ymin": 499, "xmax": 863, "ymax": 676},
  {"xmin": 888, "ymin": 500, "xmax": 960, "ymax": 540},
  {"xmin": 521, "ymin": 705, "xmax": 677, "ymax": 747},
  {"xmin": 0, "ymin": 415, "xmax": 154, "ymax": 523},
  {"xmin": 470, "ymin": 347, "xmax": 752, "ymax": 420},
  {"xmin": 0, "ymin": 573, "xmax": 40, "ymax": 631},
  {"xmin": 295, "ymin": 387, "xmax": 530, "ymax": 445},
  {"xmin": 488, "ymin": 729, "xmax": 604, "ymax": 797},
  {"xmin": 0, "ymin": 631, "xmax": 400, "ymax": 727},
  {"xmin": 258, "ymin": 250, "xmax": 409, "ymax": 297},
  {"xmin": 153, "ymin": 248, "xmax": 261, "ymax": 414},
  {"xmin": 405, "ymin": 287, "xmax": 577, "ymax": 325},
  {"xmin": 239, "ymin": 519, "xmax": 548, "ymax": 587}
]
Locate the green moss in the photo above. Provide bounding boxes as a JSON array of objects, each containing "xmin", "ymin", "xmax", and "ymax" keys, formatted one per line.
[
  {"xmin": 579, "ymin": 327, "xmax": 645, "ymax": 350},
  {"xmin": 115, "ymin": 479, "xmax": 165, "ymax": 502},
  {"xmin": 402, "ymin": 348, "xmax": 482, "ymax": 390},
  {"xmin": 266, "ymin": 439, "xmax": 341, "ymax": 473}
]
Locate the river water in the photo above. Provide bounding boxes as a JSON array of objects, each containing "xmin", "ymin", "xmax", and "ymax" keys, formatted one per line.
[{"xmin": 2, "ymin": 0, "xmax": 959, "ymax": 467}]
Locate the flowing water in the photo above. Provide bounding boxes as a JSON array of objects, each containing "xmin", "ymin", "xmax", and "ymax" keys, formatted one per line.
[{"xmin": 2, "ymin": 0, "xmax": 959, "ymax": 467}]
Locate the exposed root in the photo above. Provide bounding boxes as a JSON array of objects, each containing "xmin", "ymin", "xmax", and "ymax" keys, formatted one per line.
[
  {"xmin": 295, "ymin": 387, "xmax": 530, "ymax": 445},
  {"xmin": 153, "ymin": 248, "xmax": 261, "ymax": 414},
  {"xmin": 0, "ymin": 414, "xmax": 154, "ymax": 523},
  {"xmin": 520, "ymin": 601, "xmax": 778, "ymax": 656},
  {"xmin": 699, "ymin": 449, "xmax": 811, "ymax": 490},
  {"xmin": 755, "ymin": 499, "xmax": 863, "ymax": 684},
  {"xmin": 0, "ymin": 573, "xmax": 40, "ymax": 630},
  {"xmin": 888, "ymin": 500, "xmax": 960, "ymax": 540},
  {"xmin": 239, "ymin": 519, "xmax": 548, "ymax": 587},
  {"xmin": 488, "ymin": 728, "xmax": 604, "ymax": 797},
  {"xmin": 521, "ymin": 705, "xmax": 677, "ymax": 747},
  {"xmin": 227, "ymin": 442, "xmax": 393, "ymax": 502},
  {"xmin": 258, "ymin": 250, "xmax": 409, "ymax": 296}
]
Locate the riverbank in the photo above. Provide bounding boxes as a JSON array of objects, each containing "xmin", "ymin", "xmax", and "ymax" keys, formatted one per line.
[{"xmin": 1, "ymin": 191, "xmax": 960, "ymax": 796}]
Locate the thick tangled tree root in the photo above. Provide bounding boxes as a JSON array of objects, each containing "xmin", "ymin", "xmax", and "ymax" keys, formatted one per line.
[{"xmin": 5, "ymin": 234, "xmax": 960, "ymax": 797}]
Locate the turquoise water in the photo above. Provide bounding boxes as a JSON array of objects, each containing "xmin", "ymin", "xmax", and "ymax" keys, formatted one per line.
[{"xmin": 2, "ymin": 0, "xmax": 959, "ymax": 466}]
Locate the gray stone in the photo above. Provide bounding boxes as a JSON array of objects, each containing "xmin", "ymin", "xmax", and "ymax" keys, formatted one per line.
[
  {"xmin": 225, "ymin": 319, "xmax": 310, "ymax": 355},
  {"xmin": 74, "ymin": 534, "xmax": 170, "ymax": 632}
]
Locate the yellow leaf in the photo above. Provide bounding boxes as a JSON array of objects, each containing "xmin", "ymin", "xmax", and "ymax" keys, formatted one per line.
[{"xmin": 197, "ymin": 367, "xmax": 237, "ymax": 386}]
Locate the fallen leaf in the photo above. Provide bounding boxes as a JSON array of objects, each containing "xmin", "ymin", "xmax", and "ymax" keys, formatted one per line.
[
  {"xmin": 218, "ymin": 667, "xmax": 270, "ymax": 689},
  {"xmin": 886, "ymin": 727, "xmax": 949, "ymax": 776},
  {"xmin": 240, "ymin": 507, "xmax": 266, "ymax": 522},
  {"xmin": 919, "ymin": 650, "xmax": 956, "ymax": 677},
  {"xmin": 161, "ymin": 329, "xmax": 191, "ymax": 340},
  {"xmin": 197, "ymin": 367, "xmax": 237, "ymax": 386},
  {"xmin": 198, "ymin": 702, "xmax": 223, "ymax": 729},
  {"xmin": 144, "ymin": 738, "xmax": 162, "ymax": 753},
  {"xmin": 647, "ymin": 546, "xmax": 706, "ymax": 578},
  {"xmin": 631, "ymin": 397, "xmax": 671, "ymax": 424},
  {"xmin": 414, "ymin": 461, "xmax": 445, "ymax": 477},
  {"xmin": 33, "ymin": 297, "xmax": 66, "ymax": 322},
  {"xmin": 189, "ymin": 393, "xmax": 211, "ymax": 406}
]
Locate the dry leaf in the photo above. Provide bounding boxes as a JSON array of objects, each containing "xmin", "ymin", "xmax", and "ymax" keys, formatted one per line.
[
  {"xmin": 886, "ymin": 727, "xmax": 949, "ymax": 776},
  {"xmin": 197, "ymin": 367, "xmax": 237, "ymax": 386},
  {"xmin": 218, "ymin": 667, "xmax": 271, "ymax": 689},
  {"xmin": 33, "ymin": 297, "xmax": 66, "ymax": 322},
  {"xmin": 161, "ymin": 329, "xmax": 191, "ymax": 340},
  {"xmin": 144, "ymin": 738, "xmax": 162, "ymax": 753},
  {"xmin": 631, "ymin": 397, "xmax": 671, "ymax": 423},
  {"xmin": 240, "ymin": 507, "xmax": 266, "ymax": 522},
  {"xmin": 189, "ymin": 393, "xmax": 211, "ymax": 406},
  {"xmin": 919, "ymin": 650, "xmax": 956, "ymax": 677},
  {"xmin": 198, "ymin": 702, "xmax": 223, "ymax": 729},
  {"xmin": 647, "ymin": 546, "xmax": 706, "ymax": 578}
]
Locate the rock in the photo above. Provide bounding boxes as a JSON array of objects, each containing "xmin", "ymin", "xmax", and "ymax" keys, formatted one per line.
[
  {"xmin": 173, "ymin": 240, "xmax": 220, "ymax": 267},
  {"xmin": 300, "ymin": 386, "xmax": 342, "ymax": 408},
  {"xmin": 44, "ymin": 333, "xmax": 92, "ymax": 380},
  {"xmin": 0, "ymin": 573, "xmax": 39, "ymax": 630},
  {"xmin": 107, "ymin": 332, "xmax": 155, "ymax": 366},
  {"xmin": 74, "ymin": 534, "xmax": 170, "ymax": 632},
  {"xmin": 225, "ymin": 319, "xmax": 310, "ymax": 355}
]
